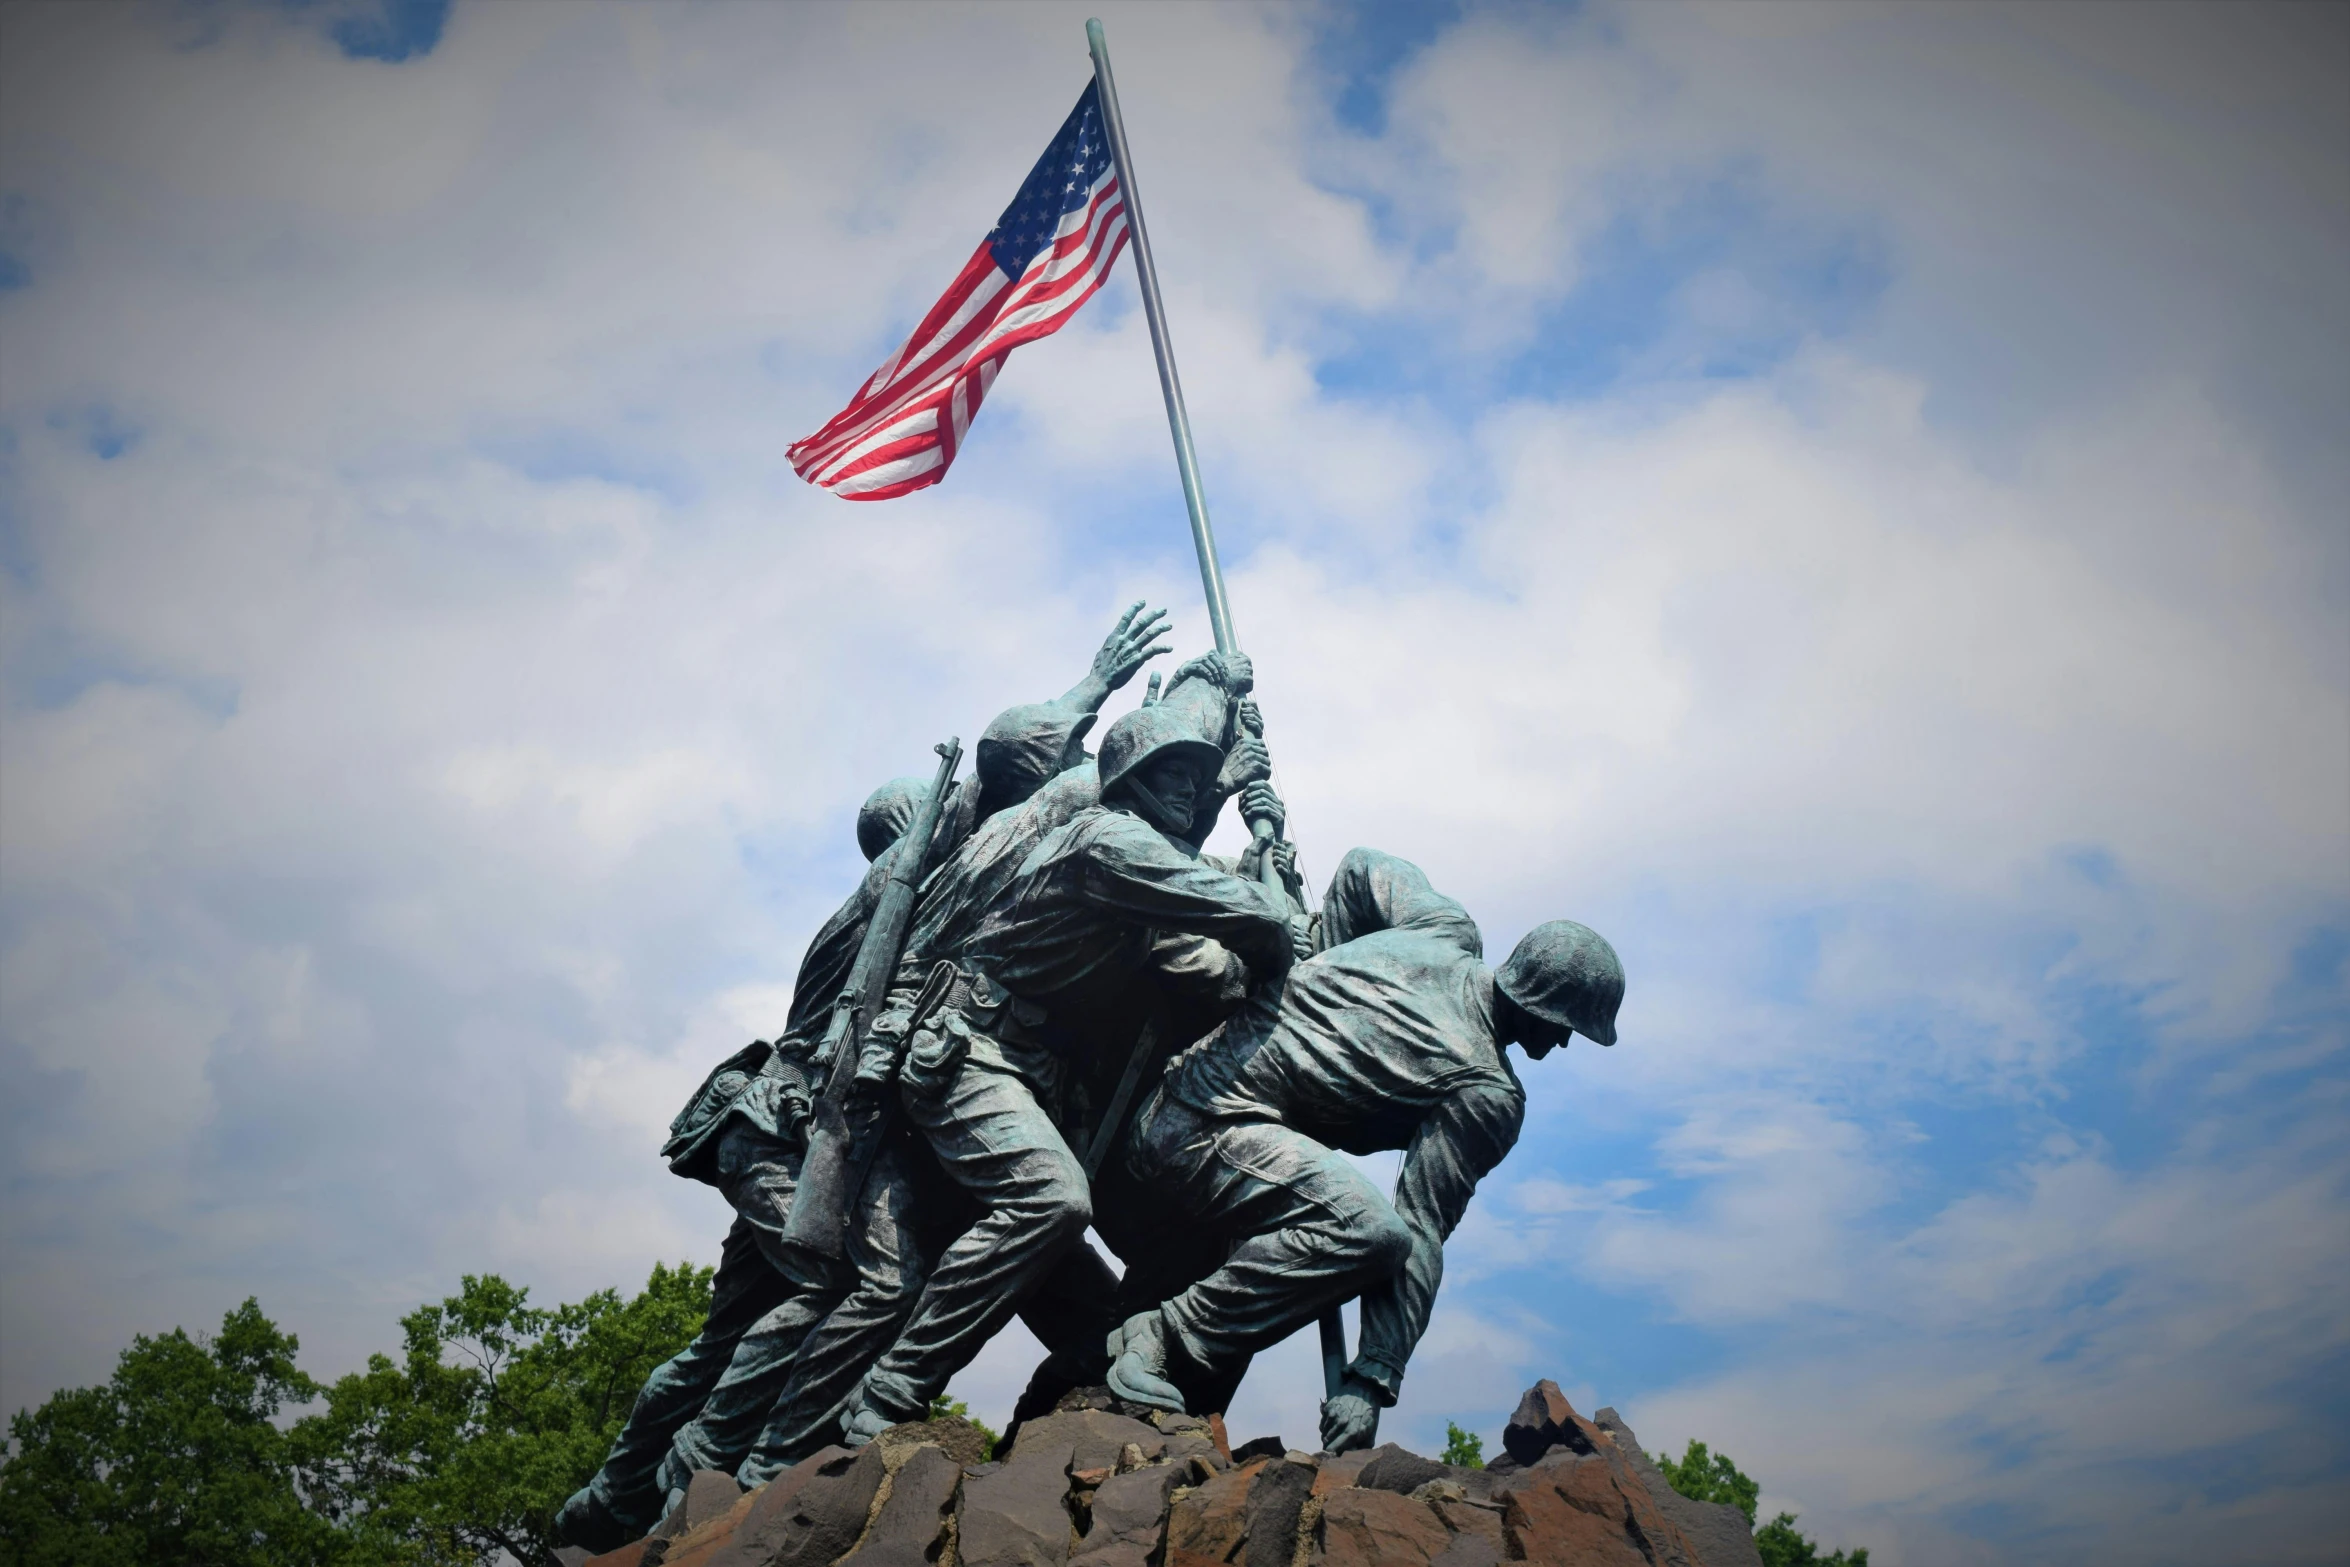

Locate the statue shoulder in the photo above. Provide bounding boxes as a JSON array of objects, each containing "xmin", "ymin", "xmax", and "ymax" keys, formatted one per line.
[
  {"xmin": 1058, "ymin": 800, "xmax": 1130, "ymax": 842},
  {"xmin": 1072, "ymin": 802, "xmax": 1199, "ymax": 860},
  {"xmin": 1030, "ymin": 764, "xmax": 1102, "ymax": 829}
]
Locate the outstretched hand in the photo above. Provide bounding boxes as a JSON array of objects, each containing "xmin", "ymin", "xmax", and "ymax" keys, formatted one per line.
[
  {"xmin": 1236, "ymin": 697, "xmax": 1264, "ymax": 739},
  {"xmin": 1091, "ymin": 602, "xmax": 1174, "ymax": 691}
]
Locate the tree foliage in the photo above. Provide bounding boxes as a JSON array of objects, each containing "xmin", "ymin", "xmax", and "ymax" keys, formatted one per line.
[
  {"xmin": 1655, "ymin": 1438, "xmax": 1760, "ymax": 1522},
  {"xmin": 1752, "ymin": 1511, "xmax": 1871, "ymax": 1567},
  {"xmin": 1656, "ymin": 1439, "xmax": 1869, "ymax": 1567},
  {"xmin": 0, "ymin": 1299, "xmax": 349, "ymax": 1567},
  {"xmin": 924, "ymin": 1396, "xmax": 1000, "ymax": 1455},
  {"xmin": 2, "ymin": 1269, "xmax": 709, "ymax": 1567},
  {"xmin": 1440, "ymin": 1422, "xmax": 1485, "ymax": 1469},
  {"xmin": 293, "ymin": 1264, "xmax": 711, "ymax": 1567}
]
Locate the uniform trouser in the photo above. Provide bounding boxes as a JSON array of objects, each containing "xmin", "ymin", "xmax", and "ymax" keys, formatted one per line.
[
  {"xmin": 848, "ymin": 1057, "xmax": 1114, "ymax": 1426},
  {"xmin": 1092, "ymin": 1153, "xmax": 1255, "ymax": 1417},
  {"xmin": 1126, "ymin": 1090, "xmax": 1411, "ymax": 1395},
  {"xmin": 654, "ymin": 1133, "xmax": 932, "ymax": 1489},
  {"xmin": 733, "ymin": 1207, "xmax": 1117, "ymax": 1480},
  {"xmin": 586, "ymin": 1216, "xmax": 800, "ymax": 1528},
  {"xmin": 720, "ymin": 1131, "xmax": 938, "ymax": 1483}
]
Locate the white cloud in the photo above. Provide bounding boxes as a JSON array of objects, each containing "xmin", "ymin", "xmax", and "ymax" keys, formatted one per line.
[
  {"xmin": 1, "ymin": 4, "xmax": 2343, "ymax": 1561},
  {"xmin": 1513, "ymin": 1177, "xmax": 1653, "ymax": 1215},
  {"xmin": 566, "ymin": 981, "xmax": 797, "ymax": 1145},
  {"xmin": 1612, "ymin": 1118, "xmax": 2350, "ymax": 1562},
  {"xmin": 1383, "ymin": 9, "xmax": 1649, "ymax": 297}
]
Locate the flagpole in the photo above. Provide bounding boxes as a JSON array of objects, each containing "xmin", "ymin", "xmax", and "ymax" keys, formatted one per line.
[
  {"xmin": 1086, "ymin": 12, "xmax": 1359, "ymax": 1447},
  {"xmin": 1086, "ymin": 17, "xmax": 1238, "ymax": 658},
  {"xmin": 1085, "ymin": 20, "xmax": 1281, "ymax": 861}
]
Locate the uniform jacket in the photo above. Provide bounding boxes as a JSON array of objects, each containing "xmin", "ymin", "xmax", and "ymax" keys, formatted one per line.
[{"xmin": 1160, "ymin": 847, "xmax": 1525, "ymax": 1403}]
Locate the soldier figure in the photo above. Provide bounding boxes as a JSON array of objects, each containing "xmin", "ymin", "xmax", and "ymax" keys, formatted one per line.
[
  {"xmin": 722, "ymin": 653, "xmax": 1269, "ymax": 1481},
  {"xmin": 554, "ymin": 605, "xmax": 1173, "ymax": 1552},
  {"xmin": 833, "ymin": 697, "xmax": 1300, "ymax": 1445},
  {"xmin": 1106, "ymin": 847, "xmax": 1623, "ymax": 1452},
  {"xmin": 562, "ymin": 603, "xmax": 1627, "ymax": 1549}
]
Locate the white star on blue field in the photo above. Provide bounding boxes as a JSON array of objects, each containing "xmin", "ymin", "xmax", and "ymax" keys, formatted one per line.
[
  {"xmin": 0, "ymin": 4, "xmax": 2342, "ymax": 1564},
  {"xmin": 988, "ymin": 85, "xmax": 1114, "ymax": 279}
]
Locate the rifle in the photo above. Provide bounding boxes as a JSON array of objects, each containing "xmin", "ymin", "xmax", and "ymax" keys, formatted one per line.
[{"xmin": 774, "ymin": 736, "xmax": 963, "ymax": 1289}]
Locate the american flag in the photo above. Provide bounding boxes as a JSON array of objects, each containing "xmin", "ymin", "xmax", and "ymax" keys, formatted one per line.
[{"xmin": 789, "ymin": 85, "xmax": 1130, "ymax": 500}]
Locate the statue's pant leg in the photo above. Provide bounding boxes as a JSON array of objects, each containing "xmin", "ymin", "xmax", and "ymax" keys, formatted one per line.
[
  {"xmin": 1105, "ymin": 1220, "xmax": 1253, "ymax": 1416},
  {"xmin": 1136, "ymin": 1103, "xmax": 1410, "ymax": 1391},
  {"xmin": 588, "ymin": 1218, "xmax": 796, "ymax": 1527},
  {"xmin": 735, "ymin": 1138, "xmax": 937, "ymax": 1484},
  {"xmin": 654, "ymin": 1275, "xmax": 835, "ymax": 1490},
  {"xmin": 851, "ymin": 1061, "xmax": 1090, "ymax": 1425},
  {"xmin": 1099, "ymin": 1166, "xmax": 1234, "ymax": 1323},
  {"xmin": 653, "ymin": 1136, "xmax": 825, "ymax": 1490}
]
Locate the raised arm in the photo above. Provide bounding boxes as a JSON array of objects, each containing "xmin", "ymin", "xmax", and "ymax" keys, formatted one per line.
[
  {"xmin": 1054, "ymin": 601, "xmax": 1174, "ymax": 717},
  {"xmin": 1190, "ymin": 695, "xmax": 1270, "ymax": 846},
  {"xmin": 1153, "ymin": 649, "xmax": 1252, "ymax": 743}
]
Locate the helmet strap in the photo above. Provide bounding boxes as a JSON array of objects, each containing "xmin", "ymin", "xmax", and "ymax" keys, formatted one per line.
[{"xmin": 1118, "ymin": 774, "xmax": 1192, "ymax": 836}]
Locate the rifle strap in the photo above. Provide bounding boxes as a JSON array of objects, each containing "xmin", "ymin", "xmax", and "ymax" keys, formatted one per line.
[{"xmin": 903, "ymin": 958, "xmax": 963, "ymax": 1037}]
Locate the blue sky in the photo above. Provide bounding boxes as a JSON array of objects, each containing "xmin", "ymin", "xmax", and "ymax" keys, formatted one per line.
[{"xmin": 1, "ymin": 3, "xmax": 2344, "ymax": 1562}]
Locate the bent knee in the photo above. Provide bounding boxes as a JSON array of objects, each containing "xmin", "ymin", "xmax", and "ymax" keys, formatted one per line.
[
  {"xmin": 1043, "ymin": 1181, "xmax": 1093, "ymax": 1239},
  {"xmin": 1003, "ymin": 1155, "xmax": 1093, "ymax": 1241}
]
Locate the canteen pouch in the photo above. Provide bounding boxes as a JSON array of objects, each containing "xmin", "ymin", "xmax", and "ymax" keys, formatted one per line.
[
  {"xmin": 901, "ymin": 1010, "xmax": 973, "ymax": 1097},
  {"xmin": 966, "ymin": 968, "xmax": 1049, "ymax": 1043},
  {"xmin": 857, "ymin": 959, "xmax": 961, "ymax": 1091},
  {"xmin": 761, "ymin": 1056, "xmax": 816, "ymax": 1145}
]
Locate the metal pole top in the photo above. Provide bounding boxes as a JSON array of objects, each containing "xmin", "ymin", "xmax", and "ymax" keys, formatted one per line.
[{"xmin": 1084, "ymin": 16, "xmax": 1240, "ymax": 658}]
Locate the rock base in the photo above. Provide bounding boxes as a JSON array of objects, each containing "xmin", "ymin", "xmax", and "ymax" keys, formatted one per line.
[{"xmin": 579, "ymin": 1381, "xmax": 1760, "ymax": 1567}]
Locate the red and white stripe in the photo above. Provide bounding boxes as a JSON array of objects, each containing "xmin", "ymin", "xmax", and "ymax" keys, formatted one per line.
[{"xmin": 789, "ymin": 168, "xmax": 1130, "ymax": 501}]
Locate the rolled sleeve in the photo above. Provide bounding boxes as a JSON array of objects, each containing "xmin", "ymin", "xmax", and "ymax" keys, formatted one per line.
[
  {"xmin": 1077, "ymin": 816, "xmax": 1293, "ymax": 975},
  {"xmin": 1150, "ymin": 931, "xmax": 1251, "ymax": 1023}
]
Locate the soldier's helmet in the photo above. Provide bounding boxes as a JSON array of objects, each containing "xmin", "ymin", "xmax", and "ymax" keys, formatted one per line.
[
  {"xmin": 857, "ymin": 777, "xmax": 925, "ymax": 862},
  {"xmin": 1496, "ymin": 921, "xmax": 1624, "ymax": 1046},
  {"xmin": 1096, "ymin": 705, "xmax": 1223, "ymax": 802},
  {"xmin": 976, "ymin": 703, "xmax": 1100, "ymax": 816}
]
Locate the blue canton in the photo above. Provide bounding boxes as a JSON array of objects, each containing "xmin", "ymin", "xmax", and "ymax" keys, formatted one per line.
[{"xmin": 987, "ymin": 85, "xmax": 1114, "ymax": 281}]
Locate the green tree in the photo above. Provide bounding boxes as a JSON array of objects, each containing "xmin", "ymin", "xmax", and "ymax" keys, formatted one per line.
[
  {"xmin": 292, "ymin": 1263, "xmax": 710, "ymax": 1567},
  {"xmin": 1752, "ymin": 1511, "xmax": 1870, "ymax": 1567},
  {"xmin": 923, "ymin": 1396, "xmax": 1000, "ymax": 1455},
  {"xmin": 1656, "ymin": 1439, "xmax": 1868, "ymax": 1567},
  {"xmin": 1655, "ymin": 1438, "xmax": 1759, "ymax": 1522},
  {"xmin": 1440, "ymin": 1422, "xmax": 1485, "ymax": 1469},
  {"xmin": 0, "ymin": 1298, "xmax": 350, "ymax": 1567}
]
